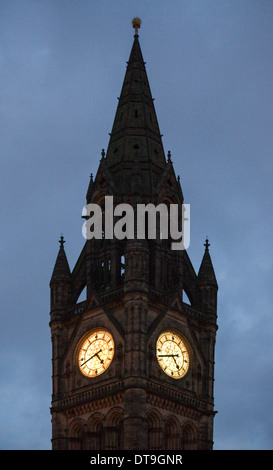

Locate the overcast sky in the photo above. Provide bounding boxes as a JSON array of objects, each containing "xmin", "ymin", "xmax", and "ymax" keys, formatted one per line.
[{"xmin": 1, "ymin": 0, "xmax": 273, "ymax": 450}]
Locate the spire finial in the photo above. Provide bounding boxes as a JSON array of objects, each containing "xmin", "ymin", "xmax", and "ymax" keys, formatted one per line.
[
  {"xmin": 132, "ymin": 17, "xmax": 141, "ymax": 36},
  {"xmin": 204, "ymin": 237, "xmax": 210, "ymax": 252},
  {"xmin": 59, "ymin": 235, "xmax": 65, "ymax": 248}
]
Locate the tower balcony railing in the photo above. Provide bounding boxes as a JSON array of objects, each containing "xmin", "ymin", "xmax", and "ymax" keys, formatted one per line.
[
  {"xmin": 182, "ymin": 303, "xmax": 204, "ymax": 322},
  {"xmin": 66, "ymin": 300, "xmax": 87, "ymax": 318}
]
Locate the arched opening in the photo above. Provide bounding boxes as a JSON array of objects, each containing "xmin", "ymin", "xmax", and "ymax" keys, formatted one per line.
[
  {"xmin": 104, "ymin": 408, "xmax": 123, "ymax": 450},
  {"xmin": 182, "ymin": 289, "xmax": 191, "ymax": 305},
  {"xmin": 147, "ymin": 409, "xmax": 164, "ymax": 450},
  {"xmin": 77, "ymin": 286, "xmax": 87, "ymax": 303},
  {"xmin": 165, "ymin": 416, "xmax": 181, "ymax": 450},
  {"xmin": 87, "ymin": 414, "xmax": 104, "ymax": 450},
  {"xmin": 68, "ymin": 419, "xmax": 86, "ymax": 450},
  {"xmin": 120, "ymin": 254, "xmax": 125, "ymax": 280},
  {"xmin": 181, "ymin": 422, "xmax": 197, "ymax": 450}
]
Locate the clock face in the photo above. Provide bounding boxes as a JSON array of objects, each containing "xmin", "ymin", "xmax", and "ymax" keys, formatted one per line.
[
  {"xmin": 156, "ymin": 331, "xmax": 190, "ymax": 379},
  {"xmin": 78, "ymin": 329, "xmax": 115, "ymax": 378}
]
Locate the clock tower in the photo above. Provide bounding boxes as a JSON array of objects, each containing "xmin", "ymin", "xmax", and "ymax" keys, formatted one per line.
[{"xmin": 49, "ymin": 19, "xmax": 218, "ymax": 450}]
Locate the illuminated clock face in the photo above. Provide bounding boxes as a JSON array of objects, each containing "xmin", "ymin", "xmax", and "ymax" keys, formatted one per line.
[
  {"xmin": 156, "ymin": 331, "xmax": 190, "ymax": 379},
  {"xmin": 78, "ymin": 329, "xmax": 115, "ymax": 377}
]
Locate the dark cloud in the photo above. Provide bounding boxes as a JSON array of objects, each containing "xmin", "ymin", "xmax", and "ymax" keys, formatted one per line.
[{"xmin": 1, "ymin": 0, "xmax": 273, "ymax": 449}]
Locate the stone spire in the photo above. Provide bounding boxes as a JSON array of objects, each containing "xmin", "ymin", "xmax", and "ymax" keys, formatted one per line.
[
  {"xmin": 104, "ymin": 18, "xmax": 166, "ymax": 196},
  {"xmin": 50, "ymin": 236, "xmax": 72, "ymax": 311},
  {"xmin": 198, "ymin": 238, "xmax": 218, "ymax": 286},
  {"xmin": 50, "ymin": 236, "xmax": 71, "ymax": 284}
]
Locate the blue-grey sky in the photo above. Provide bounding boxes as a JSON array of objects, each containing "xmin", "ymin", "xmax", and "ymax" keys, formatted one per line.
[{"xmin": 1, "ymin": 0, "xmax": 273, "ymax": 450}]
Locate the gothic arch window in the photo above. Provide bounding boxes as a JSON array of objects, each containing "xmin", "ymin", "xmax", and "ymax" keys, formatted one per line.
[
  {"xmin": 181, "ymin": 421, "xmax": 197, "ymax": 450},
  {"xmin": 165, "ymin": 415, "xmax": 181, "ymax": 450},
  {"xmin": 86, "ymin": 413, "xmax": 104, "ymax": 450},
  {"xmin": 104, "ymin": 407, "xmax": 123, "ymax": 450},
  {"xmin": 99, "ymin": 256, "xmax": 111, "ymax": 289},
  {"xmin": 68, "ymin": 419, "xmax": 86, "ymax": 450},
  {"xmin": 120, "ymin": 254, "xmax": 125, "ymax": 280},
  {"xmin": 147, "ymin": 409, "xmax": 164, "ymax": 450}
]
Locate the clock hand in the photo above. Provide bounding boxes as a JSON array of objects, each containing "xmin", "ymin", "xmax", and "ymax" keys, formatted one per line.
[
  {"xmin": 158, "ymin": 354, "xmax": 179, "ymax": 357},
  {"xmin": 95, "ymin": 351, "xmax": 104, "ymax": 364},
  {"xmin": 81, "ymin": 349, "xmax": 102, "ymax": 367},
  {"xmin": 172, "ymin": 355, "xmax": 180, "ymax": 369},
  {"xmin": 158, "ymin": 353, "xmax": 181, "ymax": 369}
]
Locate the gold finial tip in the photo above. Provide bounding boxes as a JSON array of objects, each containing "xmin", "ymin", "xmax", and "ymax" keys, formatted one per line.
[{"xmin": 132, "ymin": 17, "xmax": 141, "ymax": 32}]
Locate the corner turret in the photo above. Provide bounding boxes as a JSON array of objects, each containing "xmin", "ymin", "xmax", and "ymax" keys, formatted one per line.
[
  {"xmin": 50, "ymin": 236, "xmax": 72, "ymax": 312},
  {"xmin": 197, "ymin": 238, "xmax": 218, "ymax": 318}
]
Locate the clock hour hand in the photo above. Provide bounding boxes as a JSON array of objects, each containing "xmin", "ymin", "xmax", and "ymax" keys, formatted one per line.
[
  {"xmin": 95, "ymin": 351, "xmax": 104, "ymax": 364},
  {"xmin": 172, "ymin": 355, "xmax": 180, "ymax": 369},
  {"xmin": 81, "ymin": 349, "xmax": 102, "ymax": 367}
]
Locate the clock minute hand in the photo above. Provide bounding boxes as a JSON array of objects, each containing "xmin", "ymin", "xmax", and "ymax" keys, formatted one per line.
[{"xmin": 158, "ymin": 354, "xmax": 179, "ymax": 357}]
